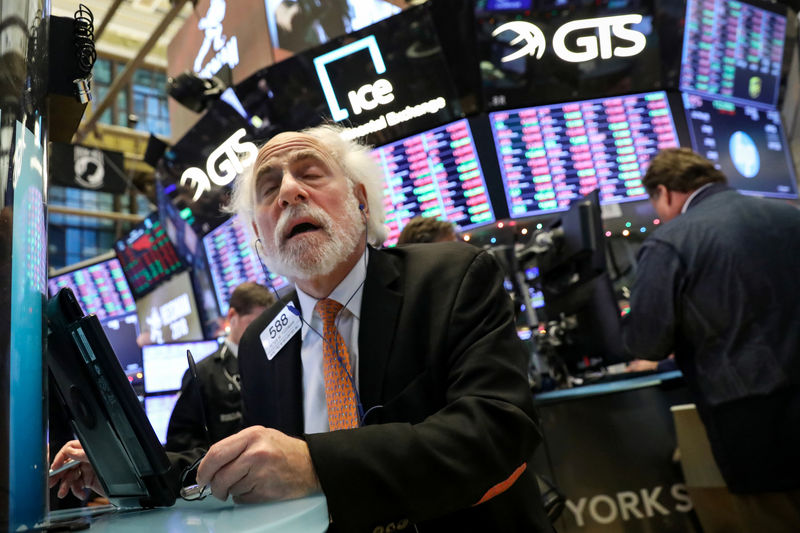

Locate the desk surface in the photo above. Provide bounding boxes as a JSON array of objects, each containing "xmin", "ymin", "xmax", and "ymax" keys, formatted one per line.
[
  {"xmin": 534, "ymin": 370, "xmax": 683, "ymax": 405},
  {"xmin": 52, "ymin": 495, "xmax": 329, "ymax": 532}
]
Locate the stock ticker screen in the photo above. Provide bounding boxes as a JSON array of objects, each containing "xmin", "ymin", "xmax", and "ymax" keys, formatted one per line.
[
  {"xmin": 115, "ymin": 213, "xmax": 185, "ymax": 298},
  {"xmin": 372, "ymin": 118, "xmax": 496, "ymax": 246},
  {"xmin": 680, "ymin": 0, "xmax": 787, "ymax": 108},
  {"xmin": 488, "ymin": 91, "xmax": 681, "ymax": 218},
  {"xmin": 48, "ymin": 257, "xmax": 137, "ymax": 321},
  {"xmin": 683, "ymin": 93, "xmax": 798, "ymax": 198},
  {"xmin": 203, "ymin": 215, "xmax": 289, "ymax": 315}
]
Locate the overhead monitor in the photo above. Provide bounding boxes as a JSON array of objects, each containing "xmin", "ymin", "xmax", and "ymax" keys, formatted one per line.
[
  {"xmin": 203, "ymin": 215, "xmax": 289, "ymax": 316},
  {"xmin": 264, "ymin": 0, "xmax": 401, "ymax": 59},
  {"xmin": 682, "ymin": 93, "xmax": 798, "ymax": 198},
  {"xmin": 115, "ymin": 213, "xmax": 186, "ymax": 298},
  {"xmin": 142, "ymin": 340, "xmax": 220, "ymax": 394},
  {"xmin": 680, "ymin": 0, "xmax": 787, "ymax": 108},
  {"xmin": 236, "ymin": 2, "xmax": 461, "ymax": 146},
  {"xmin": 474, "ymin": 0, "xmax": 684, "ymax": 111},
  {"xmin": 372, "ymin": 118, "xmax": 497, "ymax": 246},
  {"xmin": 488, "ymin": 91, "xmax": 682, "ymax": 219},
  {"xmin": 135, "ymin": 271, "xmax": 204, "ymax": 345},
  {"xmin": 47, "ymin": 254, "xmax": 136, "ymax": 321},
  {"xmin": 100, "ymin": 312, "xmax": 143, "ymax": 388},
  {"xmin": 143, "ymin": 393, "xmax": 180, "ymax": 445}
]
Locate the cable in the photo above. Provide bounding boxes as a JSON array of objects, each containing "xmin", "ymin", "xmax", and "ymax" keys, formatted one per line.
[{"xmin": 73, "ymin": 4, "xmax": 96, "ymax": 103}]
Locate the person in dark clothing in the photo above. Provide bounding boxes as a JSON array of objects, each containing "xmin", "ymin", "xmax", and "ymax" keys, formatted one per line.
[
  {"xmin": 396, "ymin": 216, "xmax": 458, "ymax": 245},
  {"xmin": 622, "ymin": 147, "xmax": 800, "ymax": 526},
  {"xmin": 165, "ymin": 282, "xmax": 274, "ymax": 452}
]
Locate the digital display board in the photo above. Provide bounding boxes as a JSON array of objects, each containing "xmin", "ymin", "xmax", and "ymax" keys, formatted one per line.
[
  {"xmin": 372, "ymin": 118, "xmax": 496, "ymax": 246},
  {"xmin": 682, "ymin": 93, "xmax": 798, "ymax": 198},
  {"xmin": 48, "ymin": 256, "xmax": 137, "ymax": 321},
  {"xmin": 142, "ymin": 340, "xmax": 220, "ymax": 394},
  {"xmin": 136, "ymin": 271, "xmax": 204, "ymax": 345},
  {"xmin": 115, "ymin": 213, "xmax": 185, "ymax": 298},
  {"xmin": 680, "ymin": 0, "xmax": 787, "ymax": 108},
  {"xmin": 100, "ymin": 312, "xmax": 143, "ymax": 387},
  {"xmin": 203, "ymin": 215, "xmax": 289, "ymax": 315},
  {"xmin": 489, "ymin": 91, "xmax": 681, "ymax": 218},
  {"xmin": 474, "ymin": 0, "xmax": 684, "ymax": 111}
]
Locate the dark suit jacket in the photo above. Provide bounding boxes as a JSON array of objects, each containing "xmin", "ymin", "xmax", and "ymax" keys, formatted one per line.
[
  {"xmin": 238, "ymin": 242, "xmax": 551, "ymax": 532},
  {"xmin": 623, "ymin": 184, "xmax": 800, "ymax": 492}
]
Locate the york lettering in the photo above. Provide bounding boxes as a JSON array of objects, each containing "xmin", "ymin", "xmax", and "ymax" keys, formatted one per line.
[
  {"xmin": 347, "ymin": 79, "xmax": 395, "ymax": 115},
  {"xmin": 564, "ymin": 484, "xmax": 692, "ymax": 526}
]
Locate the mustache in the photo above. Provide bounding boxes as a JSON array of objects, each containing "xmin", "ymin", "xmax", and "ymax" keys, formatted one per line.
[{"xmin": 273, "ymin": 203, "xmax": 331, "ymax": 244}]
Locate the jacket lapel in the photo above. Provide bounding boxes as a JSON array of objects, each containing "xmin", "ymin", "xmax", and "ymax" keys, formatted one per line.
[{"xmin": 358, "ymin": 247, "xmax": 402, "ymax": 414}]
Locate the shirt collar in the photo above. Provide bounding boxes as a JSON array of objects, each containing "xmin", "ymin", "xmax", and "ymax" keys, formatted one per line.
[
  {"xmin": 295, "ymin": 248, "xmax": 369, "ymax": 340},
  {"xmin": 681, "ymin": 183, "xmax": 715, "ymax": 214},
  {"xmin": 223, "ymin": 338, "xmax": 238, "ymax": 358}
]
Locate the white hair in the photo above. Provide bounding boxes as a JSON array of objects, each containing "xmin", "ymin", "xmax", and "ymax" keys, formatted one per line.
[{"xmin": 226, "ymin": 124, "xmax": 388, "ymax": 247}]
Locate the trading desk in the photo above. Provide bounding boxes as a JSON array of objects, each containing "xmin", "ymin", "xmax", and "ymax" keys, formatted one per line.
[
  {"xmin": 531, "ymin": 371, "xmax": 700, "ymax": 533},
  {"xmin": 46, "ymin": 494, "xmax": 329, "ymax": 532}
]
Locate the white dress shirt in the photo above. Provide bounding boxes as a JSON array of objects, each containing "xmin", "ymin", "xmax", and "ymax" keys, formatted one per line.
[{"xmin": 295, "ymin": 250, "xmax": 368, "ymax": 434}]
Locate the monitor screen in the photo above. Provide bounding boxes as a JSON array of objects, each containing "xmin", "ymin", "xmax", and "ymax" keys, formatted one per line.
[
  {"xmin": 489, "ymin": 91, "xmax": 682, "ymax": 219},
  {"xmin": 236, "ymin": 3, "xmax": 461, "ymax": 146},
  {"xmin": 136, "ymin": 271, "xmax": 204, "ymax": 345},
  {"xmin": 143, "ymin": 393, "xmax": 180, "ymax": 445},
  {"xmin": 158, "ymin": 189, "xmax": 201, "ymax": 266},
  {"xmin": 115, "ymin": 213, "xmax": 186, "ymax": 298},
  {"xmin": 265, "ymin": 0, "xmax": 401, "ymax": 59},
  {"xmin": 372, "ymin": 118, "xmax": 497, "ymax": 246},
  {"xmin": 100, "ymin": 312, "xmax": 143, "ymax": 388},
  {"xmin": 203, "ymin": 215, "xmax": 289, "ymax": 316},
  {"xmin": 680, "ymin": 0, "xmax": 787, "ymax": 108},
  {"xmin": 682, "ymin": 92, "xmax": 798, "ymax": 198},
  {"xmin": 47, "ymin": 256, "xmax": 136, "ymax": 321},
  {"xmin": 142, "ymin": 340, "xmax": 220, "ymax": 394},
  {"xmin": 474, "ymin": 0, "xmax": 683, "ymax": 111}
]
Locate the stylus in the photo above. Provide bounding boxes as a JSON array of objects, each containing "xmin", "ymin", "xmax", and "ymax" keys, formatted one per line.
[{"xmin": 48, "ymin": 459, "xmax": 81, "ymax": 477}]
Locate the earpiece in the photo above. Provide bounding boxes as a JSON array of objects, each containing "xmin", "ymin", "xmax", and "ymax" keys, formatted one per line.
[{"xmin": 358, "ymin": 204, "xmax": 364, "ymax": 211}]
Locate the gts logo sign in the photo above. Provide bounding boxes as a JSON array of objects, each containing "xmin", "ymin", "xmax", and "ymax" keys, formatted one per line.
[{"xmin": 492, "ymin": 15, "xmax": 647, "ymax": 64}]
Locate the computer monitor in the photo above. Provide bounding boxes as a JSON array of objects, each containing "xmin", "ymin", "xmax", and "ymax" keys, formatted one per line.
[
  {"xmin": 203, "ymin": 215, "xmax": 289, "ymax": 316},
  {"xmin": 372, "ymin": 118, "xmax": 497, "ymax": 246},
  {"xmin": 100, "ymin": 312, "xmax": 143, "ymax": 388},
  {"xmin": 682, "ymin": 92, "xmax": 798, "ymax": 198},
  {"xmin": 47, "ymin": 253, "xmax": 137, "ymax": 322},
  {"xmin": 488, "ymin": 91, "xmax": 683, "ymax": 219},
  {"xmin": 114, "ymin": 212, "xmax": 186, "ymax": 298},
  {"xmin": 143, "ymin": 393, "xmax": 180, "ymax": 445},
  {"xmin": 135, "ymin": 271, "xmax": 204, "ymax": 345},
  {"xmin": 529, "ymin": 190, "xmax": 626, "ymax": 372},
  {"xmin": 680, "ymin": 0, "xmax": 788, "ymax": 108},
  {"xmin": 46, "ymin": 287, "xmax": 178, "ymax": 507},
  {"xmin": 142, "ymin": 340, "xmax": 220, "ymax": 395}
]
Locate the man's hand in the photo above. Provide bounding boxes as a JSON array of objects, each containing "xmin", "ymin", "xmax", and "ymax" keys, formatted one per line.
[
  {"xmin": 48, "ymin": 440, "xmax": 105, "ymax": 500},
  {"xmin": 196, "ymin": 426, "xmax": 321, "ymax": 503},
  {"xmin": 626, "ymin": 359, "xmax": 659, "ymax": 372}
]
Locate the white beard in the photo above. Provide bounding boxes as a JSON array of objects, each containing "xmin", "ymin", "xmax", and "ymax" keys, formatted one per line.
[{"xmin": 259, "ymin": 187, "xmax": 364, "ymax": 280}]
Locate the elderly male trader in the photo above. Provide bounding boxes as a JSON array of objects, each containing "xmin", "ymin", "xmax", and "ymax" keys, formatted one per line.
[
  {"xmin": 622, "ymin": 148, "xmax": 800, "ymax": 524},
  {"xmin": 166, "ymin": 282, "xmax": 274, "ymax": 452},
  {"xmin": 51, "ymin": 125, "xmax": 551, "ymax": 532}
]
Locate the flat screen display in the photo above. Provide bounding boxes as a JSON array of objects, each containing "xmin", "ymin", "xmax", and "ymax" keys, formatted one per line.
[
  {"xmin": 142, "ymin": 340, "xmax": 220, "ymax": 394},
  {"xmin": 372, "ymin": 118, "xmax": 496, "ymax": 246},
  {"xmin": 489, "ymin": 91, "xmax": 681, "ymax": 218},
  {"xmin": 682, "ymin": 93, "xmax": 798, "ymax": 198},
  {"xmin": 48, "ymin": 256, "xmax": 137, "ymax": 321},
  {"xmin": 135, "ymin": 271, "xmax": 204, "ymax": 345},
  {"xmin": 236, "ymin": 3, "xmax": 461, "ymax": 146},
  {"xmin": 203, "ymin": 215, "xmax": 289, "ymax": 316},
  {"xmin": 474, "ymin": 0, "xmax": 683, "ymax": 111},
  {"xmin": 143, "ymin": 393, "xmax": 180, "ymax": 445},
  {"xmin": 100, "ymin": 312, "xmax": 143, "ymax": 387},
  {"xmin": 115, "ymin": 213, "xmax": 186, "ymax": 298},
  {"xmin": 680, "ymin": 0, "xmax": 787, "ymax": 108}
]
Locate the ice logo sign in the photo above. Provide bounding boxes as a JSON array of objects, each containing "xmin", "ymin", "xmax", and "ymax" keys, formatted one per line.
[
  {"xmin": 493, "ymin": 15, "xmax": 647, "ymax": 64},
  {"xmin": 313, "ymin": 35, "xmax": 394, "ymax": 121}
]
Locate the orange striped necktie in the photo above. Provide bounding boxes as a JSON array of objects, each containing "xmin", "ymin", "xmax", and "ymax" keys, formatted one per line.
[{"xmin": 315, "ymin": 298, "xmax": 360, "ymax": 430}]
